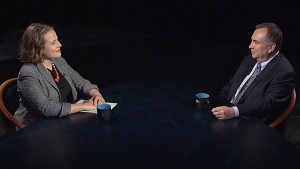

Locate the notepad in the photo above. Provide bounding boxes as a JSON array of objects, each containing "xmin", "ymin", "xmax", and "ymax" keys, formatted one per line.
[{"xmin": 76, "ymin": 99, "xmax": 118, "ymax": 114}]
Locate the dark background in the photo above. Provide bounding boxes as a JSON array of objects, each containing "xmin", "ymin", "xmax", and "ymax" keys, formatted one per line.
[
  {"xmin": 1, "ymin": 0, "xmax": 299, "ymax": 95},
  {"xmin": 1, "ymin": 0, "xmax": 299, "ymax": 90},
  {"xmin": 0, "ymin": 0, "xmax": 299, "ymax": 52},
  {"xmin": 0, "ymin": 0, "xmax": 300, "ymax": 147}
]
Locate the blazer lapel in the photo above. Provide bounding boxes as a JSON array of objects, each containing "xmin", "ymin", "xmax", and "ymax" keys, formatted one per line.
[
  {"xmin": 52, "ymin": 59, "xmax": 77, "ymax": 101},
  {"xmin": 37, "ymin": 63, "xmax": 59, "ymax": 91}
]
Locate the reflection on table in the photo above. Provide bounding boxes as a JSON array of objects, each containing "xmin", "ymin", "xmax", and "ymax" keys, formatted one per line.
[{"xmin": 0, "ymin": 76, "xmax": 300, "ymax": 169}]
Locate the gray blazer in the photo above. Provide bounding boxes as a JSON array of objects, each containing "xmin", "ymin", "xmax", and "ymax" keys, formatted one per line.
[{"xmin": 15, "ymin": 57, "xmax": 99, "ymax": 125}]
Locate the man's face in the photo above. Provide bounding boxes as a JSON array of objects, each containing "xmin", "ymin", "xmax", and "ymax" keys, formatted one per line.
[{"xmin": 249, "ymin": 28, "xmax": 275, "ymax": 62}]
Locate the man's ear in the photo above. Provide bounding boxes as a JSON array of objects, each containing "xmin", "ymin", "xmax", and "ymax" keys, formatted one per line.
[{"xmin": 268, "ymin": 43, "xmax": 276, "ymax": 53}]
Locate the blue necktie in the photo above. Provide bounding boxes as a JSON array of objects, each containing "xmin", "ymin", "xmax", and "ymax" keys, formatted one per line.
[{"xmin": 232, "ymin": 62, "xmax": 262, "ymax": 105}]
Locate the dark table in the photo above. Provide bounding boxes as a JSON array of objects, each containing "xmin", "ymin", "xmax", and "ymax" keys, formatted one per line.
[{"xmin": 1, "ymin": 76, "xmax": 300, "ymax": 169}]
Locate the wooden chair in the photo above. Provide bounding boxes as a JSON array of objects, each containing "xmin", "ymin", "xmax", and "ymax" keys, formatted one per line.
[
  {"xmin": 269, "ymin": 88, "xmax": 296, "ymax": 136},
  {"xmin": 0, "ymin": 77, "xmax": 25, "ymax": 136}
]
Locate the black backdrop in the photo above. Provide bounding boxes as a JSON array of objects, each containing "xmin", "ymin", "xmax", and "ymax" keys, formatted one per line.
[{"xmin": 1, "ymin": 0, "xmax": 299, "ymax": 54}]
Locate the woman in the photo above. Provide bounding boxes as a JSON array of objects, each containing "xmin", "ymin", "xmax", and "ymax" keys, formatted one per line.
[{"xmin": 15, "ymin": 23, "xmax": 105, "ymax": 125}]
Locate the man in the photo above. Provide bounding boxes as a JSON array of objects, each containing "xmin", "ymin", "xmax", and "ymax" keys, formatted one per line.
[{"xmin": 212, "ymin": 22, "xmax": 296, "ymax": 124}]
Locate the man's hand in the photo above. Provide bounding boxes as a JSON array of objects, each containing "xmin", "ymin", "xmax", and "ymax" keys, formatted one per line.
[{"xmin": 211, "ymin": 106, "xmax": 235, "ymax": 120}]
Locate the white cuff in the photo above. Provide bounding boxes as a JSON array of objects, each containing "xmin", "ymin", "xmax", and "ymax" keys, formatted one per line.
[{"xmin": 233, "ymin": 106, "xmax": 239, "ymax": 117}]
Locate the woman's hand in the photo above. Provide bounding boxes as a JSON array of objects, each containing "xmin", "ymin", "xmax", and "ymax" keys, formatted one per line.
[
  {"xmin": 89, "ymin": 89, "xmax": 105, "ymax": 106},
  {"xmin": 91, "ymin": 95, "xmax": 105, "ymax": 106},
  {"xmin": 82, "ymin": 98, "xmax": 97, "ymax": 110},
  {"xmin": 69, "ymin": 89, "xmax": 106, "ymax": 115},
  {"xmin": 70, "ymin": 98, "xmax": 97, "ymax": 114}
]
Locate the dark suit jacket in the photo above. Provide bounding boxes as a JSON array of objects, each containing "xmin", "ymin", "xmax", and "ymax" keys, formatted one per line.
[{"xmin": 219, "ymin": 53, "xmax": 296, "ymax": 124}]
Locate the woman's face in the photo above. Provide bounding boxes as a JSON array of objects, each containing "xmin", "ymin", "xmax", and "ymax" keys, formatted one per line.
[{"xmin": 42, "ymin": 30, "xmax": 62, "ymax": 59}]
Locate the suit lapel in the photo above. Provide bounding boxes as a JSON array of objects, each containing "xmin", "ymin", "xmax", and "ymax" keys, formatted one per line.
[
  {"xmin": 228, "ymin": 58, "xmax": 256, "ymax": 100},
  {"xmin": 238, "ymin": 54, "xmax": 280, "ymax": 102}
]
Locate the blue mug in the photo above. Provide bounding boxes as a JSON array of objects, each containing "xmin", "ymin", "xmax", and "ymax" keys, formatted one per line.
[
  {"xmin": 97, "ymin": 103, "xmax": 111, "ymax": 122},
  {"xmin": 195, "ymin": 93, "xmax": 210, "ymax": 110}
]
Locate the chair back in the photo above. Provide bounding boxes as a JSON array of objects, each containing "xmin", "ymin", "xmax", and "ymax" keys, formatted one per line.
[
  {"xmin": 268, "ymin": 88, "xmax": 296, "ymax": 136},
  {"xmin": 0, "ymin": 78, "xmax": 25, "ymax": 136}
]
